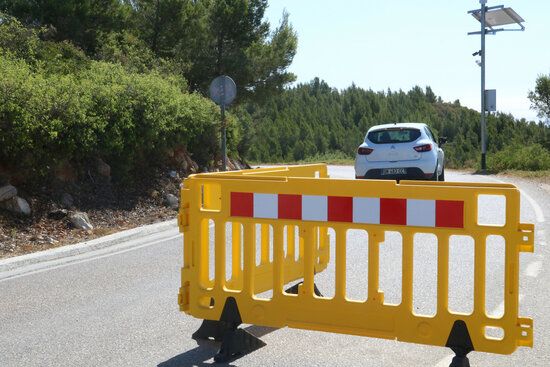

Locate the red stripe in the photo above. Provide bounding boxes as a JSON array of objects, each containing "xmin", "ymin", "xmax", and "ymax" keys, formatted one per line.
[
  {"xmin": 328, "ymin": 196, "xmax": 353, "ymax": 222},
  {"xmin": 231, "ymin": 192, "xmax": 253, "ymax": 217},
  {"xmin": 278, "ymin": 194, "xmax": 302, "ymax": 219},
  {"xmin": 380, "ymin": 198, "xmax": 407, "ymax": 225},
  {"xmin": 436, "ymin": 200, "xmax": 464, "ymax": 228}
]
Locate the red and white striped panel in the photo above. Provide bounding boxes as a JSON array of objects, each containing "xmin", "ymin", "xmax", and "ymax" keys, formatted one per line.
[{"xmin": 230, "ymin": 192, "xmax": 464, "ymax": 228}]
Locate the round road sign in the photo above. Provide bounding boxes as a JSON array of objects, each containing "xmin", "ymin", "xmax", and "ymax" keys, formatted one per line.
[{"xmin": 209, "ymin": 75, "xmax": 237, "ymax": 106}]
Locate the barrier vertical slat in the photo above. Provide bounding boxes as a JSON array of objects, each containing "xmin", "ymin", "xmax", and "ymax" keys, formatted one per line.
[
  {"xmin": 200, "ymin": 219, "xmax": 210, "ymax": 286},
  {"xmin": 437, "ymin": 234, "xmax": 450, "ymax": 315},
  {"xmin": 273, "ymin": 224, "xmax": 284, "ymax": 297},
  {"xmin": 505, "ymin": 240, "xmax": 518, "ymax": 319},
  {"xmin": 368, "ymin": 231, "xmax": 381, "ymax": 303},
  {"xmin": 474, "ymin": 234, "xmax": 487, "ymax": 315},
  {"xmin": 505, "ymin": 191, "xmax": 520, "ymax": 320},
  {"xmin": 243, "ymin": 223, "xmax": 256, "ymax": 296},
  {"xmin": 287, "ymin": 225, "xmax": 296, "ymax": 260},
  {"xmin": 214, "ymin": 221, "xmax": 226, "ymax": 289},
  {"xmin": 319, "ymin": 225, "xmax": 328, "ymax": 261},
  {"xmin": 402, "ymin": 233, "xmax": 414, "ymax": 311},
  {"xmin": 335, "ymin": 229, "xmax": 347, "ymax": 301},
  {"xmin": 302, "ymin": 225, "xmax": 315, "ymax": 296},
  {"xmin": 261, "ymin": 224, "xmax": 269, "ymax": 264},
  {"xmin": 299, "ymin": 228, "xmax": 305, "ymax": 261},
  {"xmin": 231, "ymin": 222, "xmax": 241, "ymax": 283}
]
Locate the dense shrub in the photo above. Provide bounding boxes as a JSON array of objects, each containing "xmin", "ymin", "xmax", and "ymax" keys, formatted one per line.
[
  {"xmin": 0, "ymin": 54, "xmax": 228, "ymax": 182},
  {"xmin": 487, "ymin": 143, "xmax": 550, "ymax": 171}
]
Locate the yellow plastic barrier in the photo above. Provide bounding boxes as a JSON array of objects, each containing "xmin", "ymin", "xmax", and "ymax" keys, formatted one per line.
[{"xmin": 178, "ymin": 164, "xmax": 533, "ymax": 363}]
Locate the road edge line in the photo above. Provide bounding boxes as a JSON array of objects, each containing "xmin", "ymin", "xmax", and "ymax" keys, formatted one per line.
[{"xmin": 0, "ymin": 219, "xmax": 177, "ymax": 272}]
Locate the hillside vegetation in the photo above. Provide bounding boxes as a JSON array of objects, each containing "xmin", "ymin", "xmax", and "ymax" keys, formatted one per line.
[
  {"xmin": 1, "ymin": 1, "xmax": 549, "ymax": 188},
  {"xmin": 240, "ymin": 78, "xmax": 550, "ymax": 170}
]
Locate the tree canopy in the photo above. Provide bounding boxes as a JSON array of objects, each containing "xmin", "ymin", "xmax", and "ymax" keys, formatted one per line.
[
  {"xmin": 528, "ymin": 74, "xmax": 550, "ymax": 121},
  {"xmin": 0, "ymin": 0, "xmax": 297, "ymax": 102}
]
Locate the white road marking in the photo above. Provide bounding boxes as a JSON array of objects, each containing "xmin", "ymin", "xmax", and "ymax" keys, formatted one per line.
[
  {"xmin": 0, "ymin": 233, "xmax": 182, "ymax": 283},
  {"xmin": 519, "ymin": 188, "xmax": 546, "ymax": 223},
  {"xmin": 525, "ymin": 261, "xmax": 543, "ymax": 278},
  {"xmin": 484, "ymin": 176, "xmax": 545, "ymax": 223}
]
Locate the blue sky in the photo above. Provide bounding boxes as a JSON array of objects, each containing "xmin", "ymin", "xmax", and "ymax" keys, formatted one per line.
[{"xmin": 265, "ymin": 0, "xmax": 550, "ymax": 122}]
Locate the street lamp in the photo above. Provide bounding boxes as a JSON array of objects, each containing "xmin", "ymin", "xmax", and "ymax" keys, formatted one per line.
[{"xmin": 467, "ymin": 1, "xmax": 525, "ymax": 171}]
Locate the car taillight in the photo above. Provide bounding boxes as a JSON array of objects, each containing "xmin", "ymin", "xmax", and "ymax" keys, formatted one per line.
[
  {"xmin": 414, "ymin": 144, "xmax": 432, "ymax": 152},
  {"xmin": 358, "ymin": 147, "xmax": 374, "ymax": 155}
]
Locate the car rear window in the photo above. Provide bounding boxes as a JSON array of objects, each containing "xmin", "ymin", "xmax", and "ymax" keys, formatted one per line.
[{"xmin": 367, "ymin": 128, "xmax": 421, "ymax": 144}]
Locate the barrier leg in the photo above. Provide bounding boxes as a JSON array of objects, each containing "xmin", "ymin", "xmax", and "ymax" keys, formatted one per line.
[
  {"xmin": 446, "ymin": 320, "xmax": 474, "ymax": 367},
  {"xmin": 191, "ymin": 297, "xmax": 266, "ymax": 363}
]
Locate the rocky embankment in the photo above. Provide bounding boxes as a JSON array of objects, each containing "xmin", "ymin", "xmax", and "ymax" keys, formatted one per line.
[{"xmin": 0, "ymin": 152, "xmax": 249, "ymax": 258}]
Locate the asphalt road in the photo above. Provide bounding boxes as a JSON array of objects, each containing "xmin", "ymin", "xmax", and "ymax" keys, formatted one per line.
[{"xmin": 1, "ymin": 166, "xmax": 548, "ymax": 367}]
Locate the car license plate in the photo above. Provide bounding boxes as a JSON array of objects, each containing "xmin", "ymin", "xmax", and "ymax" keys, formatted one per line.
[{"xmin": 382, "ymin": 168, "xmax": 406, "ymax": 175}]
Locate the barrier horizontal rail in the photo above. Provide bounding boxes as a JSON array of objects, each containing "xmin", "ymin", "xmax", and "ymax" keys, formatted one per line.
[{"xmin": 177, "ymin": 164, "xmax": 534, "ymax": 364}]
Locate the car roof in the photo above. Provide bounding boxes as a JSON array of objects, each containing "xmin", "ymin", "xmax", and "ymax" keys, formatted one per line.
[{"xmin": 367, "ymin": 122, "xmax": 427, "ymax": 132}]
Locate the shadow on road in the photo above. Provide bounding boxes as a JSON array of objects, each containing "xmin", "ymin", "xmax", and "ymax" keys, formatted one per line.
[
  {"xmin": 158, "ymin": 325, "xmax": 279, "ymax": 367},
  {"xmin": 157, "ymin": 339, "xmax": 233, "ymax": 367}
]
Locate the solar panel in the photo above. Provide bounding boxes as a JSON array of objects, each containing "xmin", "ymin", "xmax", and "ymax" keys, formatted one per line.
[{"xmin": 471, "ymin": 7, "xmax": 524, "ymax": 27}]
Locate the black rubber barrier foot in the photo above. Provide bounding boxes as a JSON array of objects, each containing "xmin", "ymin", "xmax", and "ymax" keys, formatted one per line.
[
  {"xmin": 285, "ymin": 281, "xmax": 323, "ymax": 297},
  {"xmin": 449, "ymin": 354, "xmax": 470, "ymax": 367},
  {"xmin": 214, "ymin": 327, "xmax": 267, "ymax": 363},
  {"xmin": 446, "ymin": 320, "xmax": 474, "ymax": 367},
  {"xmin": 192, "ymin": 319, "xmax": 230, "ymax": 342},
  {"xmin": 192, "ymin": 298, "xmax": 232, "ymax": 342},
  {"xmin": 191, "ymin": 297, "xmax": 267, "ymax": 363}
]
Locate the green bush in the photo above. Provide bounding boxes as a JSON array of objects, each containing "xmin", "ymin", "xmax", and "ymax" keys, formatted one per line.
[
  {"xmin": 0, "ymin": 54, "xmax": 225, "ymax": 182},
  {"xmin": 487, "ymin": 143, "xmax": 550, "ymax": 171}
]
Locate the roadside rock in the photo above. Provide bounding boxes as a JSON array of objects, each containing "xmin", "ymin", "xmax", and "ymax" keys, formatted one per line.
[
  {"xmin": 96, "ymin": 158, "xmax": 111, "ymax": 181},
  {"xmin": 0, "ymin": 196, "xmax": 31, "ymax": 216},
  {"xmin": 68, "ymin": 211, "xmax": 94, "ymax": 230},
  {"xmin": 164, "ymin": 193, "xmax": 179, "ymax": 209},
  {"xmin": 48, "ymin": 208, "xmax": 68, "ymax": 220},
  {"xmin": 0, "ymin": 185, "xmax": 17, "ymax": 201},
  {"xmin": 226, "ymin": 158, "xmax": 236, "ymax": 170},
  {"xmin": 54, "ymin": 161, "xmax": 77, "ymax": 183},
  {"xmin": 45, "ymin": 236, "xmax": 59, "ymax": 245},
  {"xmin": 172, "ymin": 146, "xmax": 199, "ymax": 174},
  {"xmin": 60, "ymin": 193, "xmax": 74, "ymax": 209}
]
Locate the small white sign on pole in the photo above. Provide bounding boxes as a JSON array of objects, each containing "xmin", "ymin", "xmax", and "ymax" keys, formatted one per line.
[{"xmin": 485, "ymin": 89, "xmax": 496, "ymax": 112}]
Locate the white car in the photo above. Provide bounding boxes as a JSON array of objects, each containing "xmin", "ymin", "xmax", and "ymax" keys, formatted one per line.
[{"xmin": 354, "ymin": 122, "xmax": 445, "ymax": 181}]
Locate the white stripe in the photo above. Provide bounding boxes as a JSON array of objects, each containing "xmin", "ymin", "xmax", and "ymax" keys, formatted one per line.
[
  {"xmin": 253, "ymin": 193, "xmax": 278, "ymax": 219},
  {"xmin": 302, "ymin": 195, "xmax": 327, "ymax": 221},
  {"xmin": 525, "ymin": 261, "xmax": 542, "ymax": 278},
  {"xmin": 484, "ymin": 176, "xmax": 545, "ymax": 223},
  {"xmin": 353, "ymin": 197, "xmax": 380, "ymax": 224},
  {"xmin": 520, "ymin": 188, "xmax": 546, "ymax": 223},
  {"xmin": 407, "ymin": 199, "xmax": 435, "ymax": 227}
]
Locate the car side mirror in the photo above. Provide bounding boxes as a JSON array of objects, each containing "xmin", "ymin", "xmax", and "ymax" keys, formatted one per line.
[{"xmin": 438, "ymin": 137, "xmax": 447, "ymax": 146}]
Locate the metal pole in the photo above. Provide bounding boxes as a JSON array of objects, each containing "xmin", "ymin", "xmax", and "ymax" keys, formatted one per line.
[
  {"xmin": 480, "ymin": 0, "xmax": 487, "ymax": 171},
  {"xmin": 221, "ymin": 104, "xmax": 227, "ymax": 171}
]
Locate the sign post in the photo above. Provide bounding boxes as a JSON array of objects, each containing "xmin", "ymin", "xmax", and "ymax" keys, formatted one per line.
[
  {"xmin": 209, "ymin": 76, "xmax": 237, "ymax": 171},
  {"xmin": 468, "ymin": 1, "xmax": 524, "ymax": 171}
]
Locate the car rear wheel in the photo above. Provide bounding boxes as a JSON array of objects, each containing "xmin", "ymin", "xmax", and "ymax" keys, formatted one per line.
[
  {"xmin": 431, "ymin": 165, "xmax": 438, "ymax": 181},
  {"xmin": 438, "ymin": 166, "xmax": 445, "ymax": 181}
]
